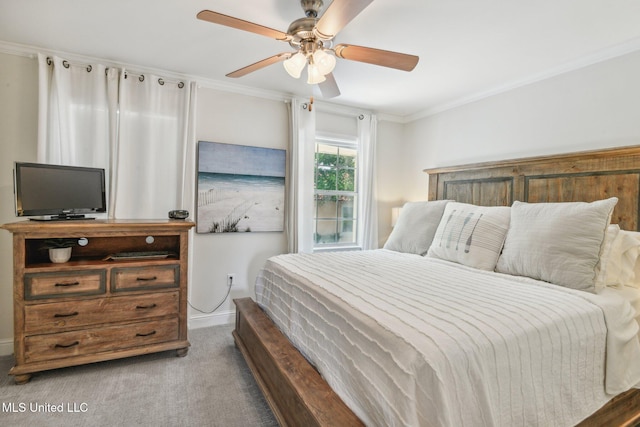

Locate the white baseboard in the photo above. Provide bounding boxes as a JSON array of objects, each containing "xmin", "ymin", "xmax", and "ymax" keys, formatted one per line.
[
  {"xmin": 188, "ymin": 309, "xmax": 235, "ymax": 330},
  {"xmin": 0, "ymin": 338, "xmax": 14, "ymax": 357}
]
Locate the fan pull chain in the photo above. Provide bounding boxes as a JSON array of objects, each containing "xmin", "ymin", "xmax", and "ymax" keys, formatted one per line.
[{"xmin": 309, "ymin": 96, "xmax": 314, "ymax": 112}]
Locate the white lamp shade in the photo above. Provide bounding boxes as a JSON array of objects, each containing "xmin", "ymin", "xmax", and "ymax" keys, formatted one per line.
[
  {"xmin": 283, "ymin": 52, "xmax": 306, "ymax": 78},
  {"xmin": 313, "ymin": 49, "xmax": 336, "ymax": 75},
  {"xmin": 307, "ymin": 63, "xmax": 326, "ymax": 84}
]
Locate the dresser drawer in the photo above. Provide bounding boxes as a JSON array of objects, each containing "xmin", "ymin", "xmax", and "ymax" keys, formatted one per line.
[
  {"xmin": 24, "ymin": 317, "xmax": 179, "ymax": 363},
  {"xmin": 111, "ymin": 265, "xmax": 179, "ymax": 292},
  {"xmin": 24, "ymin": 291, "xmax": 179, "ymax": 334},
  {"xmin": 25, "ymin": 270, "xmax": 106, "ymax": 300}
]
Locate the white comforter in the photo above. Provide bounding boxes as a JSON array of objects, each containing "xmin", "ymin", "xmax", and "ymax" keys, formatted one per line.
[{"xmin": 255, "ymin": 249, "xmax": 640, "ymax": 427}]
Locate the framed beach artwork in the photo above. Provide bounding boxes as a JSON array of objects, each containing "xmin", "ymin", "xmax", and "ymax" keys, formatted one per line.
[{"xmin": 196, "ymin": 141, "xmax": 286, "ymax": 233}]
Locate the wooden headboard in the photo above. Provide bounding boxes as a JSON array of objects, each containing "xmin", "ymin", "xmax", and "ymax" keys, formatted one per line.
[{"xmin": 424, "ymin": 145, "xmax": 640, "ymax": 231}]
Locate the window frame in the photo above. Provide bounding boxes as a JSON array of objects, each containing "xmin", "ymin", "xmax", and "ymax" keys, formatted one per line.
[{"xmin": 313, "ymin": 133, "xmax": 360, "ymax": 251}]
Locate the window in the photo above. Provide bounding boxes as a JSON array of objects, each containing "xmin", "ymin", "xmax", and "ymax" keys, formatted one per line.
[{"xmin": 314, "ymin": 135, "xmax": 358, "ymax": 249}]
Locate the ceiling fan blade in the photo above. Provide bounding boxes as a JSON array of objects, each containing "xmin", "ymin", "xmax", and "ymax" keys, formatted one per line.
[
  {"xmin": 315, "ymin": 0, "xmax": 374, "ymax": 39},
  {"xmin": 334, "ymin": 44, "xmax": 419, "ymax": 71},
  {"xmin": 318, "ymin": 73, "xmax": 341, "ymax": 99},
  {"xmin": 226, "ymin": 53, "xmax": 292, "ymax": 78},
  {"xmin": 197, "ymin": 10, "xmax": 289, "ymax": 41}
]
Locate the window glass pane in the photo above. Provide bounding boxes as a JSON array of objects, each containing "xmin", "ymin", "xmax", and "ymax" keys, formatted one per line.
[
  {"xmin": 315, "ymin": 144, "xmax": 339, "ymax": 191},
  {"xmin": 337, "ymin": 146, "xmax": 356, "ymax": 192},
  {"xmin": 314, "ymin": 219, "xmax": 356, "ymax": 244},
  {"xmin": 316, "ymin": 143, "xmax": 339, "ymax": 157},
  {"xmin": 315, "ymin": 194, "xmax": 337, "ymax": 219},
  {"xmin": 314, "ymin": 139, "xmax": 359, "ymax": 248},
  {"xmin": 315, "ymin": 219, "xmax": 338, "ymax": 244},
  {"xmin": 337, "ymin": 147, "xmax": 357, "ymax": 168},
  {"xmin": 316, "ymin": 166, "xmax": 337, "ymax": 191},
  {"xmin": 338, "ymin": 220, "xmax": 356, "ymax": 243},
  {"xmin": 337, "ymin": 168, "xmax": 355, "ymax": 192},
  {"xmin": 339, "ymin": 198, "xmax": 356, "ymax": 244},
  {"xmin": 338, "ymin": 196, "xmax": 356, "ymax": 220}
]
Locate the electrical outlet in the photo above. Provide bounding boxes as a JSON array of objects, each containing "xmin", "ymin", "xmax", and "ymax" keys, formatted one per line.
[{"xmin": 227, "ymin": 274, "xmax": 235, "ymax": 287}]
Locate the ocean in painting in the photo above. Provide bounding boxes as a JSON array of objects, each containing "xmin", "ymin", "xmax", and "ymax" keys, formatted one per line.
[{"xmin": 196, "ymin": 172, "xmax": 285, "ymax": 233}]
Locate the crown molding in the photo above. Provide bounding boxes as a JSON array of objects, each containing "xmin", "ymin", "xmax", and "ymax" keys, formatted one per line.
[
  {"xmin": 406, "ymin": 36, "xmax": 640, "ymax": 123},
  {"xmin": 0, "ymin": 40, "xmax": 292, "ymax": 103},
  {"xmin": 376, "ymin": 112, "xmax": 406, "ymax": 123},
  {"xmin": 4, "ymin": 36, "xmax": 640, "ymax": 124},
  {"xmin": 0, "ymin": 40, "xmax": 36, "ymax": 58},
  {"xmin": 0, "ymin": 40, "xmax": 382, "ymax": 122}
]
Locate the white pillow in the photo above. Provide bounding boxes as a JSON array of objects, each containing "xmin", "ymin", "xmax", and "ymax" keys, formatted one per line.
[
  {"xmin": 384, "ymin": 200, "xmax": 451, "ymax": 255},
  {"xmin": 598, "ymin": 227, "xmax": 640, "ymax": 289},
  {"xmin": 595, "ymin": 224, "xmax": 621, "ymax": 292},
  {"xmin": 496, "ymin": 197, "xmax": 618, "ymax": 293},
  {"xmin": 427, "ymin": 202, "xmax": 511, "ymax": 270}
]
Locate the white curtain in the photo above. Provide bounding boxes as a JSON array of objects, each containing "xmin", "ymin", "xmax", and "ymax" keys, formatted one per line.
[
  {"xmin": 286, "ymin": 99, "xmax": 316, "ymax": 253},
  {"xmin": 37, "ymin": 54, "xmax": 113, "ymax": 170},
  {"xmin": 286, "ymin": 102, "xmax": 378, "ymax": 252},
  {"xmin": 357, "ymin": 114, "xmax": 379, "ymax": 250},
  {"xmin": 37, "ymin": 55, "xmax": 196, "ymax": 220},
  {"xmin": 179, "ymin": 83, "xmax": 199, "ymax": 216},
  {"xmin": 110, "ymin": 72, "xmax": 193, "ymax": 219},
  {"xmin": 105, "ymin": 68, "xmax": 121, "ymax": 213}
]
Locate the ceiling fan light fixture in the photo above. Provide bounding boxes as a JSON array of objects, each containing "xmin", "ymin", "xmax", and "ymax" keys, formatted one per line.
[
  {"xmin": 199, "ymin": 0, "xmax": 418, "ymax": 95},
  {"xmin": 312, "ymin": 49, "xmax": 336, "ymax": 75},
  {"xmin": 283, "ymin": 51, "xmax": 306, "ymax": 78},
  {"xmin": 307, "ymin": 63, "xmax": 326, "ymax": 84}
]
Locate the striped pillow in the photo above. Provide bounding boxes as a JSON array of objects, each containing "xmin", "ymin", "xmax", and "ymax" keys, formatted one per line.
[{"xmin": 427, "ymin": 202, "xmax": 511, "ymax": 270}]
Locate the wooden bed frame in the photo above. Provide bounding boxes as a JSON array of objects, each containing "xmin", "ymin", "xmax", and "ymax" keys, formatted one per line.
[{"xmin": 233, "ymin": 145, "xmax": 640, "ymax": 427}]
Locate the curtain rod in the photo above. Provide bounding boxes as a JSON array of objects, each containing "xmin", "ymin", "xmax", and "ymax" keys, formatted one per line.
[
  {"xmin": 124, "ymin": 71, "xmax": 185, "ymax": 88},
  {"xmin": 45, "ymin": 56, "xmax": 185, "ymax": 88},
  {"xmin": 46, "ymin": 56, "xmax": 92, "ymax": 72}
]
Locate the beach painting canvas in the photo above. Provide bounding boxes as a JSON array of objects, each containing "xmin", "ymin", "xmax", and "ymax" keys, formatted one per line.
[{"xmin": 196, "ymin": 141, "xmax": 286, "ymax": 233}]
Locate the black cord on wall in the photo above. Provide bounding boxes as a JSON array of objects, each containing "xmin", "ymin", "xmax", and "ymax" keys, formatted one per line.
[{"xmin": 187, "ymin": 276, "xmax": 233, "ymax": 314}]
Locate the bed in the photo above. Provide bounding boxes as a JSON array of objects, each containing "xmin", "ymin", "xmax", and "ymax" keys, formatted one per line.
[{"xmin": 232, "ymin": 145, "xmax": 640, "ymax": 427}]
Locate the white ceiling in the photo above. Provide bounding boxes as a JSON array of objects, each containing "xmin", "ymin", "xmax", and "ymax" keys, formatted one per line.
[{"xmin": 1, "ymin": 0, "xmax": 640, "ymax": 119}]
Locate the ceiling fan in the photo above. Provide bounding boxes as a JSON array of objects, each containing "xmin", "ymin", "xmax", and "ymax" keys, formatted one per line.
[{"xmin": 197, "ymin": 0, "xmax": 419, "ymax": 99}]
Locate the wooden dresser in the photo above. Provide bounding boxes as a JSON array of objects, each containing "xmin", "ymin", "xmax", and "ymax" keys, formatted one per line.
[{"xmin": 1, "ymin": 219, "xmax": 194, "ymax": 384}]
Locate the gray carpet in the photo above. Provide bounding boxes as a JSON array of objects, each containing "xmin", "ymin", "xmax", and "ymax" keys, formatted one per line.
[{"xmin": 0, "ymin": 324, "xmax": 278, "ymax": 427}]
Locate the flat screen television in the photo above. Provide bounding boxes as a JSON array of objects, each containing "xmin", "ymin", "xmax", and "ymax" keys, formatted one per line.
[{"xmin": 14, "ymin": 162, "xmax": 106, "ymax": 220}]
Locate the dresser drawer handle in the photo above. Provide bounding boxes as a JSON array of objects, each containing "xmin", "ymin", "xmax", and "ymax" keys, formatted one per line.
[
  {"xmin": 136, "ymin": 303, "xmax": 157, "ymax": 310},
  {"xmin": 54, "ymin": 311, "xmax": 79, "ymax": 318},
  {"xmin": 55, "ymin": 341, "xmax": 80, "ymax": 349},
  {"xmin": 136, "ymin": 276, "xmax": 157, "ymax": 282},
  {"xmin": 54, "ymin": 281, "xmax": 80, "ymax": 287},
  {"xmin": 136, "ymin": 330, "xmax": 157, "ymax": 337}
]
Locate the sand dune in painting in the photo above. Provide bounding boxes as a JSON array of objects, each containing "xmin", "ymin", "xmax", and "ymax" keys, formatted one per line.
[{"xmin": 197, "ymin": 174, "xmax": 284, "ymax": 233}]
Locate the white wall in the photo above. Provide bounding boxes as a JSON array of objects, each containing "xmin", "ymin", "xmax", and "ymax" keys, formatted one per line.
[
  {"xmin": 376, "ymin": 119, "xmax": 407, "ymax": 246},
  {"xmin": 0, "ymin": 52, "xmax": 38, "ymax": 354},
  {"xmin": 400, "ymin": 50, "xmax": 640, "ymax": 201},
  {"xmin": 189, "ymin": 88, "xmax": 289, "ymax": 327}
]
